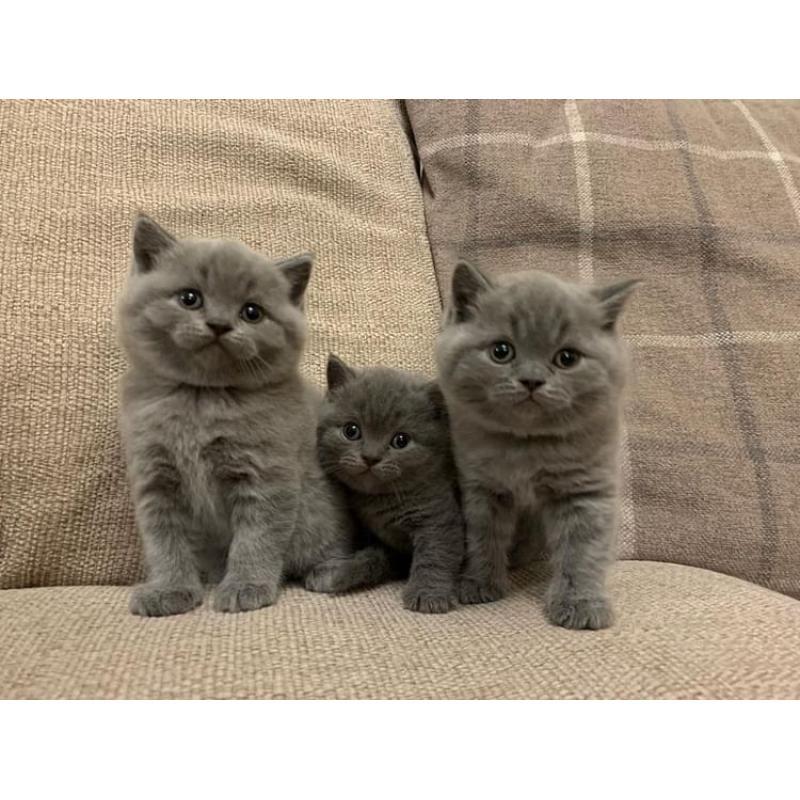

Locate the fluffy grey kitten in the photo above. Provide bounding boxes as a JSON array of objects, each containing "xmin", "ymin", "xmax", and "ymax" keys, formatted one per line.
[
  {"xmin": 118, "ymin": 215, "xmax": 356, "ymax": 616},
  {"xmin": 315, "ymin": 357, "xmax": 465, "ymax": 613},
  {"xmin": 436, "ymin": 261, "xmax": 638, "ymax": 630}
]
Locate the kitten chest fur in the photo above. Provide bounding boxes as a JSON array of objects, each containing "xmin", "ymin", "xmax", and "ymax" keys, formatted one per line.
[
  {"xmin": 452, "ymin": 411, "xmax": 620, "ymax": 508},
  {"xmin": 121, "ymin": 374, "xmax": 307, "ymax": 539},
  {"xmin": 351, "ymin": 483, "xmax": 456, "ymax": 555}
]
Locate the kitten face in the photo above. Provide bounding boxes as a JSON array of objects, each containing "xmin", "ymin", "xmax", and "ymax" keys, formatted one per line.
[
  {"xmin": 436, "ymin": 263, "xmax": 638, "ymax": 435},
  {"xmin": 118, "ymin": 215, "xmax": 311, "ymax": 388},
  {"xmin": 318, "ymin": 359, "xmax": 448, "ymax": 495}
]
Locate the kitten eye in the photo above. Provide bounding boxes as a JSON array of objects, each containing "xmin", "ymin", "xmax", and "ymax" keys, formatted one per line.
[
  {"xmin": 390, "ymin": 432, "xmax": 411, "ymax": 449},
  {"xmin": 241, "ymin": 303, "xmax": 264, "ymax": 323},
  {"xmin": 178, "ymin": 289, "xmax": 203, "ymax": 309},
  {"xmin": 490, "ymin": 341, "xmax": 515, "ymax": 363},
  {"xmin": 342, "ymin": 423, "xmax": 362, "ymax": 441},
  {"xmin": 554, "ymin": 348, "xmax": 581, "ymax": 369}
]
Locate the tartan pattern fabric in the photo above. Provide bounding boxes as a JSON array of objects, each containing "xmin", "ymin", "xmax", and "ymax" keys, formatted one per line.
[{"xmin": 405, "ymin": 99, "xmax": 800, "ymax": 597}]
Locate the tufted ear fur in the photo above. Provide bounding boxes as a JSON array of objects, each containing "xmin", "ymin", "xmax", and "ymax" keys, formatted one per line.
[
  {"xmin": 424, "ymin": 381, "xmax": 448, "ymax": 421},
  {"xmin": 450, "ymin": 259, "xmax": 494, "ymax": 322},
  {"xmin": 276, "ymin": 253, "xmax": 314, "ymax": 305},
  {"xmin": 326, "ymin": 354, "xmax": 357, "ymax": 391},
  {"xmin": 592, "ymin": 278, "xmax": 641, "ymax": 330},
  {"xmin": 132, "ymin": 214, "xmax": 177, "ymax": 273}
]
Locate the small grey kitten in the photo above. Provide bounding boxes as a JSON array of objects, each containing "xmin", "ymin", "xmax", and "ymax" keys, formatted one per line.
[
  {"xmin": 118, "ymin": 215, "xmax": 356, "ymax": 616},
  {"xmin": 316, "ymin": 357, "xmax": 465, "ymax": 613},
  {"xmin": 436, "ymin": 261, "xmax": 638, "ymax": 630}
]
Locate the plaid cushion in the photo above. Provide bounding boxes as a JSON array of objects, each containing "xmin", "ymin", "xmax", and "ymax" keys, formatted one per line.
[{"xmin": 406, "ymin": 99, "xmax": 800, "ymax": 598}]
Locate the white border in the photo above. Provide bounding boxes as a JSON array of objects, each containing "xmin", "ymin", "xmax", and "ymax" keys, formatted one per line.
[
  {"xmin": 1, "ymin": 2, "xmax": 798, "ymax": 97},
  {"xmin": 0, "ymin": 700, "xmax": 796, "ymax": 799}
]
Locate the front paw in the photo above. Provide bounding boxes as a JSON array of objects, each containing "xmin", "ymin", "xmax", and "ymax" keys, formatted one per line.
[
  {"xmin": 213, "ymin": 580, "xmax": 278, "ymax": 613},
  {"xmin": 546, "ymin": 596, "xmax": 613, "ymax": 630},
  {"xmin": 304, "ymin": 560, "xmax": 351, "ymax": 594},
  {"xmin": 403, "ymin": 584, "xmax": 454, "ymax": 614},
  {"xmin": 129, "ymin": 584, "xmax": 203, "ymax": 617},
  {"xmin": 458, "ymin": 577, "xmax": 506, "ymax": 605}
]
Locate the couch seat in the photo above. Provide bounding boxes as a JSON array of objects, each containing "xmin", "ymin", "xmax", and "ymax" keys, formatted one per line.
[{"xmin": 2, "ymin": 561, "xmax": 799, "ymax": 699}]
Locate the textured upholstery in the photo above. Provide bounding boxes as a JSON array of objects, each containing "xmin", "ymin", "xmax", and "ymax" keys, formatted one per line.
[{"xmin": 2, "ymin": 561, "xmax": 799, "ymax": 699}]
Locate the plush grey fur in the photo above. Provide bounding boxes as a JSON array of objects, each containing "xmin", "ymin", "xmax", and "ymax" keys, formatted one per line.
[
  {"xmin": 316, "ymin": 357, "xmax": 465, "ymax": 613},
  {"xmin": 436, "ymin": 261, "xmax": 638, "ymax": 630},
  {"xmin": 118, "ymin": 215, "xmax": 356, "ymax": 616}
]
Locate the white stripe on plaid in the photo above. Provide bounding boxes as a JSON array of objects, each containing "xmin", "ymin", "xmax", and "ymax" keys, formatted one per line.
[
  {"xmin": 734, "ymin": 100, "xmax": 800, "ymax": 228},
  {"xmin": 628, "ymin": 331, "xmax": 800, "ymax": 348},
  {"xmin": 419, "ymin": 131, "xmax": 800, "ymax": 165},
  {"xmin": 565, "ymin": 100, "xmax": 636, "ymax": 559},
  {"xmin": 421, "ymin": 132, "xmax": 567, "ymax": 157},
  {"xmin": 565, "ymin": 101, "xmax": 594, "ymax": 284}
]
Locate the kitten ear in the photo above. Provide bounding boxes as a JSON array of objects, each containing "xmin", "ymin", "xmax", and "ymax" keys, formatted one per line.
[
  {"xmin": 132, "ymin": 214, "xmax": 177, "ymax": 273},
  {"xmin": 276, "ymin": 253, "xmax": 313, "ymax": 305},
  {"xmin": 327, "ymin": 354, "xmax": 356, "ymax": 391},
  {"xmin": 592, "ymin": 278, "xmax": 641, "ymax": 330},
  {"xmin": 451, "ymin": 259, "xmax": 493, "ymax": 322},
  {"xmin": 424, "ymin": 381, "xmax": 448, "ymax": 421}
]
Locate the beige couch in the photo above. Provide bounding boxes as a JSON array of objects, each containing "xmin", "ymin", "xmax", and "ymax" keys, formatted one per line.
[{"xmin": 2, "ymin": 99, "xmax": 799, "ymax": 699}]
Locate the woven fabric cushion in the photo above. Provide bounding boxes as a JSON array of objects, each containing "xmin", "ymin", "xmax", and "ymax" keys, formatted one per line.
[
  {"xmin": 0, "ymin": 100, "xmax": 440, "ymax": 588},
  {"xmin": 405, "ymin": 99, "xmax": 800, "ymax": 598},
  {"xmin": 2, "ymin": 561, "xmax": 800, "ymax": 699}
]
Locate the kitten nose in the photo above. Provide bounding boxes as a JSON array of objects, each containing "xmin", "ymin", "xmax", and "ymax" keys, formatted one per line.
[
  {"xmin": 520, "ymin": 378, "xmax": 545, "ymax": 392},
  {"xmin": 362, "ymin": 455, "xmax": 381, "ymax": 467},
  {"xmin": 206, "ymin": 321, "xmax": 232, "ymax": 337}
]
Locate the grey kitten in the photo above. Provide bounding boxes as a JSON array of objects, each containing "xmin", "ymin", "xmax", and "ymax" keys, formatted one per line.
[
  {"xmin": 436, "ymin": 261, "xmax": 638, "ymax": 630},
  {"xmin": 315, "ymin": 357, "xmax": 465, "ymax": 613},
  {"xmin": 118, "ymin": 215, "xmax": 356, "ymax": 616}
]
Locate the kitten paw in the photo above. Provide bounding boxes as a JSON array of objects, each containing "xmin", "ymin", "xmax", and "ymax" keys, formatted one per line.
[
  {"xmin": 213, "ymin": 580, "xmax": 278, "ymax": 613},
  {"xmin": 402, "ymin": 586, "xmax": 454, "ymax": 614},
  {"xmin": 304, "ymin": 561, "xmax": 351, "ymax": 594},
  {"xmin": 458, "ymin": 578, "xmax": 506, "ymax": 605},
  {"xmin": 129, "ymin": 584, "xmax": 203, "ymax": 617},
  {"xmin": 546, "ymin": 596, "xmax": 613, "ymax": 630}
]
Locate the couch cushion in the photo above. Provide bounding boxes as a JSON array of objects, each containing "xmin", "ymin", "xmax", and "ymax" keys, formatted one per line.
[
  {"xmin": 405, "ymin": 99, "xmax": 800, "ymax": 598},
  {"xmin": 0, "ymin": 100, "xmax": 440, "ymax": 588},
  {"xmin": 2, "ymin": 561, "xmax": 799, "ymax": 699}
]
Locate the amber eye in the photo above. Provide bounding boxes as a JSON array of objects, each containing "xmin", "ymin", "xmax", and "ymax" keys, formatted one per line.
[
  {"xmin": 241, "ymin": 303, "xmax": 264, "ymax": 323},
  {"xmin": 390, "ymin": 432, "xmax": 411, "ymax": 449},
  {"xmin": 178, "ymin": 289, "xmax": 203, "ymax": 309},
  {"xmin": 555, "ymin": 349, "xmax": 581, "ymax": 369},
  {"xmin": 490, "ymin": 341, "xmax": 515, "ymax": 363},
  {"xmin": 342, "ymin": 423, "xmax": 362, "ymax": 441}
]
